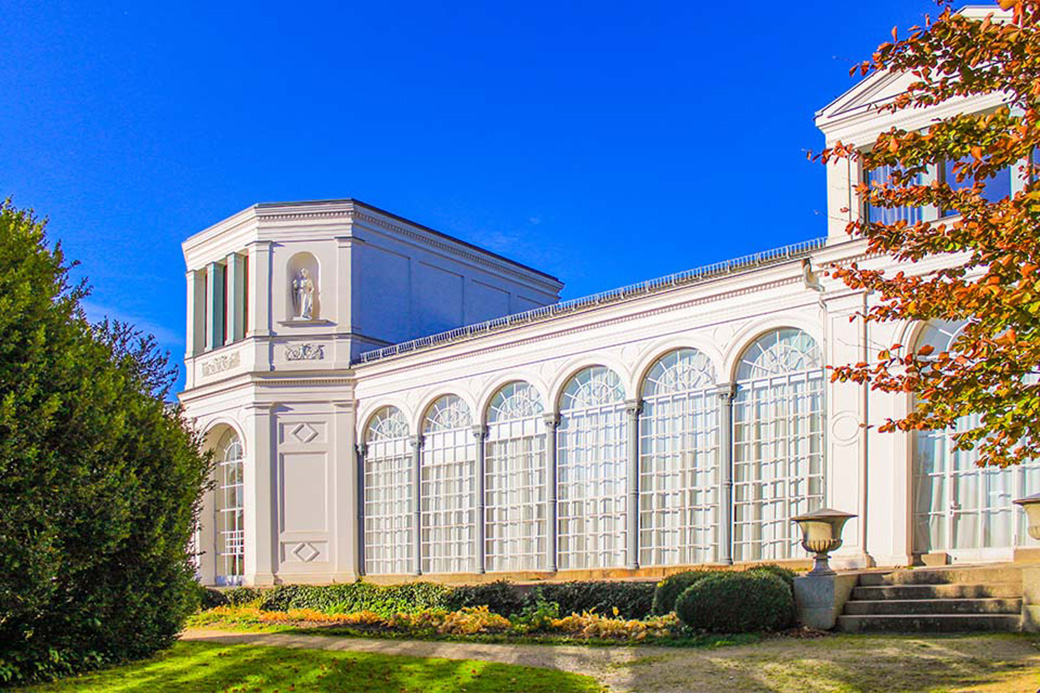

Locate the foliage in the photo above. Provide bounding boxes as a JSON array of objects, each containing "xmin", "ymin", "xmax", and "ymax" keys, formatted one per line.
[
  {"xmin": 817, "ymin": 1, "xmax": 1040, "ymax": 467},
  {"xmin": 746, "ymin": 564, "xmax": 797, "ymax": 592},
  {"xmin": 257, "ymin": 581, "xmax": 452, "ymax": 616},
  {"xmin": 674, "ymin": 572, "xmax": 794, "ymax": 634},
  {"xmin": 509, "ymin": 598, "xmax": 561, "ymax": 634},
  {"xmin": 651, "ymin": 571, "xmax": 718, "ymax": 615},
  {"xmin": 530, "ymin": 581, "xmax": 656, "ymax": 620},
  {"xmin": 444, "ymin": 579, "xmax": 528, "ymax": 616},
  {"xmin": 30, "ymin": 641, "xmax": 604, "ymax": 693},
  {"xmin": 0, "ymin": 201, "xmax": 210, "ymax": 685},
  {"xmin": 549, "ymin": 610, "xmax": 678, "ymax": 641},
  {"xmin": 223, "ymin": 586, "xmax": 266, "ymax": 607}
]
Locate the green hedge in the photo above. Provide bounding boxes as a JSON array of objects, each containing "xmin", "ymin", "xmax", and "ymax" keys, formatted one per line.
[
  {"xmin": 651, "ymin": 571, "xmax": 717, "ymax": 615},
  {"xmin": 444, "ymin": 580, "xmax": 528, "ymax": 616},
  {"xmin": 675, "ymin": 571, "xmax": 794, "ymax": 633},
  {"xmin": 257, "ymin": 582, "xmax": 452, "ymax": 616},
  {"xmin": 530, "ymin": 581, "xmax": 656, "ymax": 620}
]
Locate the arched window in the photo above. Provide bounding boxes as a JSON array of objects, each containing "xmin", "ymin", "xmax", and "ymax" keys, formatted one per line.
[
  {"xmin": 215, "ymin": 429, "xmax": 244, "ymax": 585},
  {"xmin": 485, "ymin": 382, "xmax": 547, "ymax": 572},
  {"xmin": 913, "ymin": 321, "xmax": 1040, "ymax": 557},
  {"xmin": 732, "ymin": 329, "xmax": 825, "ymax": 561},
  {"xmin": 639, "ymin": 349, "xmax": 719, "ymax": 566},
  {"xmin": 363, "ymin": 406, "xmax": 414, "ymax": 575},
  {"xmin": 421, "ymin": 395, "xmax": 477, "ymax": 574},
  {"xmin": 557, "ymin": 366, "xmax": 628, "ymax": 569}
]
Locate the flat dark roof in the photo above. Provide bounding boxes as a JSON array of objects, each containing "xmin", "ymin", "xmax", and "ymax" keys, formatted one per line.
[{"xmin": 254, "ymin": 197, "xmax": 562, "ymax": 284}]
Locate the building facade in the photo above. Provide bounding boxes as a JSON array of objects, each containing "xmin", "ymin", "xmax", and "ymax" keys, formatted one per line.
[{"xmin": 181, "ymin": 7, "xmax": 1039, "ymax": 587}]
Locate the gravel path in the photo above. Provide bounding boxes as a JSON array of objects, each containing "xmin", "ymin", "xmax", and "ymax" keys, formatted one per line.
[{"xmin": 181, "ymin": 628, "xmax": 1040, "ymax": 692}]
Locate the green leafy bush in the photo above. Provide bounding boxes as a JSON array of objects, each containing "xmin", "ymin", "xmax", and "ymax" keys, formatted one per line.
[
  {"xmin": 258, "ymin": 582, "xmax": 451, "ymax": 616},
  {"xmin": 0, "ymin": 202, "xmax": 210, "ymax": 685},
  {"xmin": 223, "ymin": 587, "xmax": 266, "ymax": 607},
  {"xmin": 530, "ymin": 581, "xmax": 656, "ymax": 620},
  {"xmin": 746, "ymin": 564, "xmax": 796, "ymax": 592},
  {"xmin": 509, "ymin": 598, "xmax": 561, "ymax": 634},
  {"xmin": 444, "ymin": 580, "xmax": 527, "ymax": 616},
  {"xmin": 651, "ymin": 571, "xmax": 719, "ymax": 615},
  {"xmin": 674, "ymin": 571, "xmax": 794, "ymax": 633}
]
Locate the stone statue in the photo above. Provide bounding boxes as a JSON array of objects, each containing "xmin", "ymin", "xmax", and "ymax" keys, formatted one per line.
[{"xmin": 292, "ymin": 268, "xmax": 315, "ymax": 320}]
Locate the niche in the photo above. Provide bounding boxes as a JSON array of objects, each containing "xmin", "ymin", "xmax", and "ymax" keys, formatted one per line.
[{"xmin": 286, "ymin": 252, "xmax": 321, "ymax": 321}]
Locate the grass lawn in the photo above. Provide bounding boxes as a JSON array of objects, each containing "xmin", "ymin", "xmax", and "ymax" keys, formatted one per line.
[{"xmin": 25, "ymin": 641, "xmax": 603, "ymax": 693}]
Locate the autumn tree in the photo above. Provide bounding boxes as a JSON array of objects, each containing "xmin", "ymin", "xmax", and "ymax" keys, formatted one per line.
[{"xmin": 820, "ymin": 0, "xmax": 1040, "ymax": 467}]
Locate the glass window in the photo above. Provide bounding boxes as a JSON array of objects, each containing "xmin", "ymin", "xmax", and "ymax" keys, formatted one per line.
[
  {"xmin": 732, "ymin": 329, "xmax": 825, "ymax": 562},
  {"xmin": 215, "ymin": 429, "xmax": 244, "ymax": 585},
  {"xmin": 421, "ymin": 395, "xmax": 476, "ymax": 574},
  {"xmin": 864, "ymin": 164, "xmax": 923, "ymax": 225},
  {"xmin": 639, "ymin": 349, "xmax": 720, "ymax": 566},
  {"xmin": 363, "ymin": 406, "xmax": 414, "ymax": 575},
  {"xmin": 941, "ymin": 158, "xmax": 1012, "ymax": 217},
  {"xmin": 556, "ymin": 366, "xmax": 628, "ymax": 570},
  {"xmin": 485, "ymin": 382, "xmax": 547, "ymax": 572}
]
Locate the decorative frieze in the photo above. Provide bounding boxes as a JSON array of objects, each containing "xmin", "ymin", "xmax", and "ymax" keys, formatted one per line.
[
  {"xmin": 201, "ymin": 351, "xmax": 241, "ymax": 377},
  {"xmin": 285, "ymin": 343, "xmax": 325, "ymax": 361}
]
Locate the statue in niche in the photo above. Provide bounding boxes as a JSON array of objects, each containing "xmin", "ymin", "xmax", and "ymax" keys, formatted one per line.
[{"xmin": 292, "ymin": 268, "xmax": 315, "ymax": 320}]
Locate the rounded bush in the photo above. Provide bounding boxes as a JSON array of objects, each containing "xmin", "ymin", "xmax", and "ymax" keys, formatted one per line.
[
  {"xmin": 746, "ymin": 563, "xmax": 796, "ymax": 592},
  {"xmin": 650, "ymin": 570, "xmax": 718, "ymax": 615},
  {"xmin": 675, "ymin": 571, "xmax": 794, "ymax": 633}
]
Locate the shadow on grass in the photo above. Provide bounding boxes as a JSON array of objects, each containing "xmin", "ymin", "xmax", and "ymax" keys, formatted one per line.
[{"xmin": 28, "ymin": 641, "xmax": 603, "ymax": 693}]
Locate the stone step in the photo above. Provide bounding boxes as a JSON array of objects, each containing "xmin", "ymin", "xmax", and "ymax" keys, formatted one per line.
[
  {"xmin": 851, "ymin": 582, "xmax": 1022, "ymax": 601},
  {"xmin": 837, "ymin": 613, "xmax": 1022, "ymax": 633},
  {"xmin": 858, "ymin": 567, "xmax": 1022, "ymax": 587},
  {"xmin": 843, "ymin": 597, "xmax": 1022, "ymax": 616}
]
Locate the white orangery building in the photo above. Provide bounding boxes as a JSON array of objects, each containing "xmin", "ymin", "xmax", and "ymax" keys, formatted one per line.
[{"xmin": 181, "ymin": 7, "xmax": 1039, "ymax": 587}]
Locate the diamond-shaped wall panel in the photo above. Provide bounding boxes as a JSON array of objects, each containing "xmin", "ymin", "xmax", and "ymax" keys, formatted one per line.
[
  {"xmin": 291, "ymin": 542, "xmax": 320, "ymax": 563},
  {"xmin": 290, "ymin": 423, "xmax": 319, "ymax": 444}
]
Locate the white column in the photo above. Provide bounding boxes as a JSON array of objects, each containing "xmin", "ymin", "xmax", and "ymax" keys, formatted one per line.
[
  {"xmin": 185, "ymin": 270, "xmax": 206, "ymax": 357},
  {"xmin": 714, "ymin": 383, "xmax": 736, "ymax": 565},
  {"xmin": 473, "ymin": 425, "xmax": 487, "ymax": 574},
  {"xmin": 411, "ymin": 435, "xmax": 423, "ymax": 575},
  {"xmin": 205, "ymin": 261, "xmax": 225, "ymax": 350},
  {"xmin": 335, "ymin": 236, "xmax": 363, "ymax": 334},
  {"xmin": 225, "ymin": 252, "xmax": 246, "ymax": 344},
  {"xmin": 332, "ymin": 400, "xmax": 358, "ymax": 581},
  {"xmin": 244, "ymin": 402, "xmax": 275, "ymax": 586},
  {"xmin": 247, "ymin": 241, "xmax": 272, "ymax": 338},
  {"xmin": 543, "ymin": 413, "xmax": 559, "ymax": 572},
  {"xmin": 625, "ymin": 399, "xmax": 642, "ymax": 569},
  {"xmin": 356, "ymin": 442, "xmax": 367, "ymax": 576}
]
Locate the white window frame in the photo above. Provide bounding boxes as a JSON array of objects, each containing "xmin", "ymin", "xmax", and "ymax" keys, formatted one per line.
[
  {"xmin": 363, "ymin": 406, "xmax": 415, "ymax": 575},
  {"xmin": 216, "ymin": 430, "xmax": 244, "ymax": 586}
]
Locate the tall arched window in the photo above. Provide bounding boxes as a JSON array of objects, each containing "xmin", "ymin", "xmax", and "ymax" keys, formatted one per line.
[
  {"xmin": 732, "ymin": 328, "xmax": 825, "ymax": 561},
  {"xmin": 557, "ymin": 366, "xmax": 628, "ymax": 569},
  {"xmin": 363, "ymin": 406, "xmax": 414, "ymax": 575},
  {"xmin": 485, "ymin": 382, "xmax": 547, "ymax": 572},
  {"xmin": 639, "ymin": 349, "xmax": 719, "ymax": 566},
  {"xmin": 913, "ymin": 321, "xmax": 1040, "ymax": 558},
  {"xmin": 421, "ymin": 395, "xmax": 477, "ymax": 574},
  {"xmin": 215, "ymin": 429, "xmax": 244, "ymax": 585}
]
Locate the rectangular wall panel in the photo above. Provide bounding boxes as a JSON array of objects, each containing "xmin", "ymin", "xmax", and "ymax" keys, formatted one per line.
[{"xmin": 280, "ymin": 453, "xmax": 328, "ymax": 533}]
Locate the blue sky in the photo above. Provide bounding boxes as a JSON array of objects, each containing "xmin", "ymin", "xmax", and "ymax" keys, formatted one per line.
[{"xmin": 1, "ymin": 0, "xmax": 950, "ymax": 388}]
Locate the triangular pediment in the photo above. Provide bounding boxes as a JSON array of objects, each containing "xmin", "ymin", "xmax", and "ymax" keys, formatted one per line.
[{"xmin": 815, "ymin": 68, "xmax": 918, "ymax": 128}]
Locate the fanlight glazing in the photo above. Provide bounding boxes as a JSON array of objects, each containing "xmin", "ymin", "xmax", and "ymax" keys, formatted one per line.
[
  {"xmin": 421, "ymin": 395, "xmax": 476, "ymax": 573},
  {"xmin": 484, "ymin": 381, "xmax": 548, "ymax": 571},
  {"xmin": 363, "ymin": 406, "xmax": 414, "ymax": 575},
  {"xmin": 557, "ymin": 366, "xmax": 628, "ymax": 569},
  {"xmin": 215, "ymin": 428, "xmax": 244, "ymax": 585},
  {"xmin": 912, "ymin": 321, "xmax": 1040, "ymax": 557},
  {"xmin": 733, "ymin": 329, "xmax": 825, "ymax": 562},
  {"xmin": 639, "ymin": 349, "xmax": 720, "ymax": 566}
]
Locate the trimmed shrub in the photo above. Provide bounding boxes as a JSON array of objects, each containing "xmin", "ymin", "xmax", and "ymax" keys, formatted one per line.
[
  {"xmin": 746, "ymin": 564, "xmax": 797, "ymax": 593},
  {"xmin": 675, "ymin": 571, "xmax": 794, "ymax": 633},
  {"xmin": 445, "ymin": 580, "xmax": 527, "ymax": 616},
  {"xmin": 651, "ymin": 570, "xmax": 719, "ymax": 615},
  {"xmin": 530, "ymin": 581, "xmax": 656, "ymax": 620},
  {"xmin": 223, "ymin": 587, "xmax": 266, "ymax": 607},
  {"xmin": 257, "ymin": 582, "xmax": 451, "ymax": 616}
]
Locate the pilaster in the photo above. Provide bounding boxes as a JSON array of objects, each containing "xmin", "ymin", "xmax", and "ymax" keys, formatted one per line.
[
  {"xmin": 624, "ymin": 399, "xmax": 642, "ymax": 569},
  {"xmin": 356, "ymin": 442, "xmax": 367, "ymax": 576},
  {"xmin": 225, "ymin": 252, "xmax": 246, "ymax": 343},
  {"xmin": 714, "ymin": 383, "xmax": 736, "ymax": 565},
  {"xmin": 472, "ymin": 425, "xmax": 487, "ymax": 574},
  {"xmin": 244, "ymin": 402, "xmax": 276, "ymax": 586},
  {"xmin": 247, "ymin": 240, "xmax": 272, "ymax": 338},
  {"xmin": 332, "ymin": 400, "xmax": 358, "ymax": 581},
  {"xmin": 411, "ymin": 435, "xmax": 424, "ymax": 575},
  {"xmin": 543, "ymin": 413, "xmax": 560, "ymax": 572}
]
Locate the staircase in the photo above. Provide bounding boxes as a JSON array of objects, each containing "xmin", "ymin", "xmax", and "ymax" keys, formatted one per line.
[{"xmin": 837, "ymin": 565, "xmax": 1024, "ymax": 632}]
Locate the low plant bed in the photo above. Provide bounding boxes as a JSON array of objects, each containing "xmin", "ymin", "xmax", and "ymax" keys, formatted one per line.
[{"xmin": 187, "ymin": 605, "xmax": 758, "ymax": 648}]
